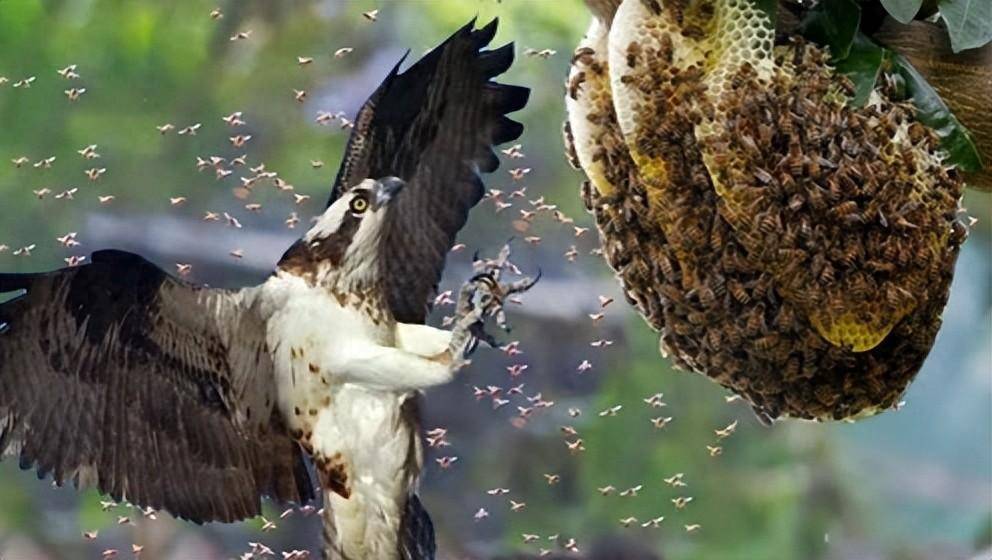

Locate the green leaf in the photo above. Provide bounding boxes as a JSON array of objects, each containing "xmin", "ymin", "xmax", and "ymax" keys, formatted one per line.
[
  {"xmin": 819, "ymin": 29, "xmax": 983, "ymax": 171},
  {"xmin": 881, "ymin": 0, "xmax": 924, "ymax": 23},
  {"xmin": 833, "ymin": 33, "xmax": 888, "ymax": 106},
  {"xmin": 939, "ymin": 0, "xmax": 992, "ymax": 52},
  {"xmin": 799, "ymin": 0, "xmax": 862, "ymax": 59},
  {"xmin": 890, "ymin": 53, "xmax": 984, "ymax": 171}
]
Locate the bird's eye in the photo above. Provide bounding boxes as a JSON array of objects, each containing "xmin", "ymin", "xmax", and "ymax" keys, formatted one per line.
[{"xmin": 350, "ymin": 196, "xmax": 369, "ymax": 214}]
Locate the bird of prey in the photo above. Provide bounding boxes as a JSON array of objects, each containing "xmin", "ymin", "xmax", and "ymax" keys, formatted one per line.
[{"xmin": 0, "ymin": 19, "xmax": 529, "ymax": 560}]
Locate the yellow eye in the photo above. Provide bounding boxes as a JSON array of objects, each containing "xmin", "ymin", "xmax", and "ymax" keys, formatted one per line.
[{"xmin": 350, "ymin": 196, "xmax": 368, "ymax": 213}]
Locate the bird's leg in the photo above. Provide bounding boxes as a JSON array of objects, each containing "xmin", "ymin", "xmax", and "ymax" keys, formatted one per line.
[{"xmin": 448, "ymin": 243, "xmax": 540, "ymax": 363}]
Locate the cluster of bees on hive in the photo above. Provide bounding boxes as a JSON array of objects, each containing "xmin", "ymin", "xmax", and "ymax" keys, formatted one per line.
[{"xmin": 565, "ymin": 0, "xmax": 970, "ymax": 422}]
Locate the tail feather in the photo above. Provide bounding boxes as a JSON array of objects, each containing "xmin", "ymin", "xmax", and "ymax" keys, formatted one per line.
[{"xmin": 400, "ymin": 493, "xmax": 435, "ymax": 560}]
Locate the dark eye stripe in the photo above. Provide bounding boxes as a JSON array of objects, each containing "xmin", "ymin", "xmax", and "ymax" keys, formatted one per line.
[{"xmin": 281, "ymin": 211, "xmax": 362, "ymax": 270}]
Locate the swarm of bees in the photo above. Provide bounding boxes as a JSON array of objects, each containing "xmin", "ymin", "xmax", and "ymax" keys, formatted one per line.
[{"xmin": 565, "ymin": 0, "xmax": 968, "ymax": 421}]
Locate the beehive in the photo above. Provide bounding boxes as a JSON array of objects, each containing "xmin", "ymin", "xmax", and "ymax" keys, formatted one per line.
[{"xmin": 566, "ymin": 0, "xmax": 968, "ymax": 421}]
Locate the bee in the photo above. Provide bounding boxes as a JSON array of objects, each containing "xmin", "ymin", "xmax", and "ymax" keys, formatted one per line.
[
  {"xmin": 659, "ymin": 284, "xmax": 685, "ymax": 304},
  {"xmin": 752, "ymin": 275, "xmax": 774, "ymax": 300},
  {"xmin": 697, "ymin": 284, "xmax": 716, "ymax": 307},
  {"xmin": 782, "ymin": 357, "xmax": 801, "ymax": 381},
  {"xmin": 818, "ymin": 263, "xmax": 836, "ymax": 285},
  {"xmin": 754, "ymin": 334, "xmax": 779, "ymax": 351},
  {"xmin": 785, "ymin": 141, "xmax": 803, "ymax": 176},
  {"xmin": 567, "ymin": 71, "xmax": 586, "ymax": 100},
  {"xmin": 884, "ymin": 285, "xmax": 913, "ymax": 309},
  {"xmin": 687, "ymin": 311, "xmax": 707, "ymax": 325},
  {"xmin": 64, "ymin": 87, "xmax": 86, "ymax": 101},
  {"xmin": 230, "ymin": 134, "xmax": 252, "ymax": 148},
  {"xmin": 780, "ymin": 226, "xmax": 799, "ymax": 248},
  {"xmin": 754, "ymin": 167, "xmax": 774, "ymax": 185},
  {"xmin": 728, "ymin": 69, "xmax": 748, "ymax": 91},
  {"xmin": 709, "ymin": 222, "xmax": 725, "ymax": 251},
  {"xmin": 659, "ymin": 34, "xmax": 674, "ymax": 64},
  {"xmin": 725, "ymin": 325, "xmax": 743, "ymax": 347},
  {"xmin": 709, "ymin": 273, "xmax": 727, "ymax": 298},
  {"xmin": 839, "ymin": 243, "xmax": 861, "ymax": 269},
  {"xmin": 672, "ymin": 320, "xmax": 694, "ymax": 336},
  {"xmin": 866, "ymin": 259, "xmax": 895, "ymax": 273},
  {"xmin": 739, "ymin": 134, "xmax": 759, "ymax": 156},
  {"xmin": 757, "ymin": 211, "xmax": 779, "ymax": 235},
  {"xmin": 570, "ymin": 46, "xmax": 595, "ymax": 66},
  {"xmin": 775, "ymin": 304, "xmax": 796, "ymax": 329},
  {"xmin": 684, "ymin": 223, "xmax": 707, "ymax": 247},
  {"xmin": 706, "ymin": 328, "xmax": 723, "ymax": 349},
  {"xmin": 626, "ymin": 41, "xmax": 642, "ymax": 68},
  {"xmin": 848, "ymin": 275, "xmax": 873, "ymax": 300},
  {"xmin": 745, "ymin": 306, "xmax": 766, "ymax": 336},
  {"xmin": 657, "ymin": 254, "xmax": 675, "ymax": 278},
  {"xmin": 728, "ymin": 280, "xmax": 750, "ymax": 304},
  {"xmin": 831, "ymin": 201, "xmax": 861, "ymax": 221}
]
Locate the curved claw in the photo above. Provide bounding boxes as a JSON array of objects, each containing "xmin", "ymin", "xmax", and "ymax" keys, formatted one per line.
[
  {"xmin": 457, "ymin": 243, "xmax": 539, "ymax": 356},
  {"xmin": 469, "ymin": 321, "xmax": 500, "ymax": 349},
  {"xmin": 505, "ymin": 268, "xmax": 542, "ymax": 295}
]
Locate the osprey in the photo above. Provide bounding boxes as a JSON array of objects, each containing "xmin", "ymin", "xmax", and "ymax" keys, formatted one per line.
[{"xmin": 0, "ymin": 19, "xmax": 529, "ymax": 560}]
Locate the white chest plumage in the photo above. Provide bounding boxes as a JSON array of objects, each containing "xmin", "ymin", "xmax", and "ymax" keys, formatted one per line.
[{"xmin": 260, "ymin": 272, "xmax": 423, "ymax": 559}]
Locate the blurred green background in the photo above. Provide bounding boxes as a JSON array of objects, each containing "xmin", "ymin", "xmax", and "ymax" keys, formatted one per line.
[{"xmin": 0, "ymin": 1, "xmax": 989, "ymax": 559}]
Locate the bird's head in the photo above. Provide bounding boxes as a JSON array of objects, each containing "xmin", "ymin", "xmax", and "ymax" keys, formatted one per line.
[{"xmin": 288, "ymin": 177, "xmax": 405, "ymax": 282}]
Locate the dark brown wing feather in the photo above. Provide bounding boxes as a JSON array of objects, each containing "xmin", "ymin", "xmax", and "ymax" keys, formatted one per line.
[
  {"xmin": 328, "ymin": 18, "xmax": 529, "ymax": 323},
  {"xmin": 0, "ymin": 250, "xmax": 313, "ymax": 523}
]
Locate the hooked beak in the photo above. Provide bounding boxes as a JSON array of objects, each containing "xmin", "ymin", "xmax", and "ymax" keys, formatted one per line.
[{"xmin": 375, "ymin": 176, "xmax": 405, "ymax": 208}]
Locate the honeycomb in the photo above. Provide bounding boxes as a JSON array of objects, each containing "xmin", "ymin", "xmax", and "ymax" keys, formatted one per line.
[
  {"xmin": 568, "ymin": 0, "xmax": 968, "ymax": 421},
  {"xmin": 566, "ymin": 20, "xmax": 619, "ymax": 197}
]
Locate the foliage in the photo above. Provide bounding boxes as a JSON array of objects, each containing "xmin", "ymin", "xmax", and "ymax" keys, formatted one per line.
[
  {"xmin": 800, "ymin": 0, "xmax": 861, "ymax": 59},
  {"xmin": 938, "ymin": 0, "xmax": 992, "ymax": 52},
  {"xmin": 880, "ymin": 0, "xmax": 924, "ymax": 24},
  {"xmin": 801, "ymin": 0, "xmax": 984, "ymax": 172},
  {"xmin": 876, "ymin": 0, "xmax": 992, "ymax": 51}
]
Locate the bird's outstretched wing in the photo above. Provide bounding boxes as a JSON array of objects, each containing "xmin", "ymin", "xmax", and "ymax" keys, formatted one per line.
[
  {"xmin": 0, "ymin": 250, "xmax": 313, "ymax": 523},
  {"xmin": 327, "ymin": 18, "xmax": 530, "ymax": 323}
]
